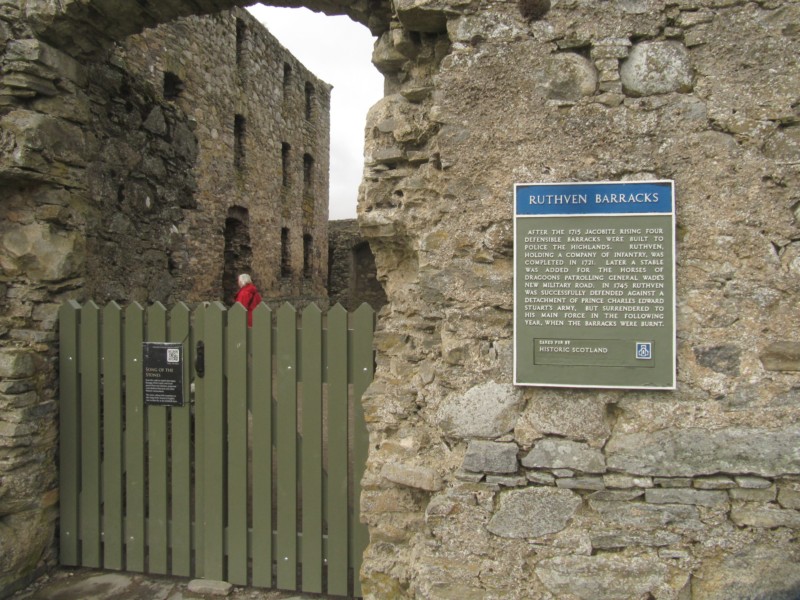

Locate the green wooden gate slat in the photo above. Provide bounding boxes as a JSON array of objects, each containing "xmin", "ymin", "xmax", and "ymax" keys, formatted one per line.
[
  {"xmin": 79, "ymin": 301, "xmax": 101, "ymax": 568},
  {"xmin": 124, "ymin": 303, "xmax": 145, "ymax": 572},
  {"xmin": 227, "ymin": 304, "xmax": 249, "ymax": 585},
  {"xmin": 350, "ymin": 304, "xmax": 375, "ymax": 597},
  {"xmin": 202, "ymin": 302, "xmax": 226, "ymax": 580},
  {"xmin": 102, "ymin": 302, "xmax": 124, "ymax": 570},
  {"xmin": 193, "ymin": 305, "xmax": 207, "ymax": 578},
  {"xmin": 251, "ymin": 304, "xmax": 273, "ymax": 588},
  {"xmin": 169, "ymin": 303, "xmax": 192, "ymax": 577},
  {"xmin": 326, "ymin": 304, "xmax": 349, "ymax": 596},
  {"xmin": 276, "ymin": 303, "xmax": 298, "ymax": 590},
  {"xmin": 146, "ymin": 303, "xmax": 169, "ymax": 574},
  {"xmin": 301, "ymin": 304, "xmax": 323, "ymax": 593},
  {"xmin": 58, "ymin": 301, "xmax": 80, "ymax": 565}
]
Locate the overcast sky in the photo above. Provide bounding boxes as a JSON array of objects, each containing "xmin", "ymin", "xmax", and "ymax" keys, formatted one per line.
[{"xmin": 246, "ymin": 4, "xmax": 384, "ymax": 220}]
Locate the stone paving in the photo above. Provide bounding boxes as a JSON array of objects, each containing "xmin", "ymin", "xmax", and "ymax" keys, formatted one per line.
[{"xmin": 9, "ymin": 569, "xmax": 330, "ymax": 600}]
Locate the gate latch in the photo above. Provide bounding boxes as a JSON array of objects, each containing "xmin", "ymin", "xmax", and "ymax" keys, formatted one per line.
[{"xmin": 195, "ymin": 340, "xmax": 205, "ymax": 378}]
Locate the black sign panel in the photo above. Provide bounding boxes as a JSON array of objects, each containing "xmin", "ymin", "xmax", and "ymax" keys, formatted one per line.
[{"xmin": 143, "ymin": 342, "xmax": 184, "ymax": 407}]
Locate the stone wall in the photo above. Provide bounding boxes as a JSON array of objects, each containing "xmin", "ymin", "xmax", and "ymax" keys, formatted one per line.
[
  {"xmin": 0, "ymin": 4, "xmax": 331, "ymax": 595},
  {"xmin": 359, "ymin": 1, "xmax": 800, "ymax": 598},
  {"xmin": 2, "ymin": 0, "xmax": 800, "ymax": 599},
  {"xmin": 328, "ymin": 219, "xmax": 388, "ymax": 311}
]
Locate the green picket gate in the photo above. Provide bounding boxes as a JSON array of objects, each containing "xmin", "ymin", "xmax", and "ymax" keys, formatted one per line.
[{"xmin": 58, "ymin": 300, "xmax": 374, "ymax": 597}]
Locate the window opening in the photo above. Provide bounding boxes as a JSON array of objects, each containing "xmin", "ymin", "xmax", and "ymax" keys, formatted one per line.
[
  {"xmin": 282, "ymin": 143, "xmax": 291, "ymax": 187},
  {"xmin": 303, "ymin": 234, "xmax": 313, "ymax": 278},
  {"xmin": 305, "ymin": 82, "xmax": 315, "ymax": 119},
  {"xmin": 234, "ymin": 115, "xmax": 246, "ymax": 170},
  {"xmin": 223, "ymin": 206, "xmax": 252, "ymax": 302},
  {"xmin": 303, "ymin": 153, "xmax": 314, "ymax": 195},
  {"xmin": 283, "ymin": 63, "xmax": 292, "ymax": 88},
  {"xmin": 281, "ymin": 228, "xmax": 291, "ymax": 277},
  {"xmin": 235, "ymin": 18, "xmax": 247, "ymax": 67},
  {"xmin": 163, "ymin": 71, "xmax": 184, "ymax": 100}
]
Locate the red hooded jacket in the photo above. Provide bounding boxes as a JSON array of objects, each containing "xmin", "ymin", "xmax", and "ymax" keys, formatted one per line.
[{"xmin": 234, "ymin": 283, "xmax": 262, "ymax": 327}]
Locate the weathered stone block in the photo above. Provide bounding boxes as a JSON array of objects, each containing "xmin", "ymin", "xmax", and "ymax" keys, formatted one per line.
[
  {"xmin": 691, "ymin": 545, "xmax": 800, "ymax": 600},
  {"xmin": 462, "ymin": 440, "xmax": 518, "ymax": 474},
  {"xmin": 522, "ymin": 438, "xmax": 606, "ymax": 473},
  {"xmin": 393, "ymin": 0, "xmax": 449, "ymax": 33},
  {"xmin": 556, "ymin": 476, "xmax": 605, "ymax": 491},
  {"xmin": 693, "ymin": 475, "xmax": 735, "ymax": 489},
  {"xmin": 485, "ymin": 474, "xmax": 527, "ymax": 486},
  {"xmin": 735, "ymin": 476, "xmax": 773, "ymax": 489},
  {"xmin": 536, "ymin": 555, "xmax": 667, "ymax": 600},
  {"xmin": 729, "ymin": 486, "xmax": 776, "ymax": 502},
  {"xmin": 605, "ymin": 427, "xmax": 800, "ymax": 477},
  {"xmin": 488, "ymin": 487, "xmax": 581, "ymax": 539},
  {"xmin": 372, "ymin": 32, "xmax": 407, "ymax": 74},
  {"xmin": 760, "ymin": 341, "xmax": 800, "ymax": 371},
  {"xmin": 515, "ymin": 393, "xmax": 611, "ymax": 447},
  {"xmin": 526, "ymin": 471, "xmax": 555, "ymax": 485},
  {"xmin": 1, "ymin": 222, "xmax": 84, "ymax": 281},
  {"xmin": 5, "ymin": 39, "xmax": 86, "ymax": 85},
  {"xmin": 0, "ymin": 349, "xmax": 36, "ymax": 379},
  {"xmin": 541, "ymin": 53, "xmax": 597, "ymax": 101},
  {"xmin": 590, "ymin": 529, "xmax": 680, "ymax": 550},
  {"xmin": 654, "ymin": 477, "xmax": 692, "ymax": 488},
  {"xmin": 693, "ymin": 344, "xmax": 741, "ymax": 375},
  {"xmin": 763, "ymin": 127, "xmax": 800, "ymax": 163},
  {"xmin": 645, "ymin": 488, "xmax": 728, "ymax": 507},
  {"xmin": 603, "ymin": 474, "xmax": 652, "ymax": 489},
  {"xmin": 381, "ymin": 462, "xmax": 443, "ymax": 492},
  {"xmin": 436, "ymin": 382, "xmax": 522, "ymax": 440},
  {"xmin": 187, "ymin": 579, "xmax": 233, "ymax": 596},
  {"xmin": 589, "ymin": 489, "xmax": 644, "ymax": 502},
  {"xmin": 620, "ymin": 40, "xmax": 693, "ymax": 96},
  {"xmin": 590, "ymin": 500, "xmax": 701, "ymax": 530},
  {"xmin": 730, "ymin": 504, "xmax": 800, "ymax": 528},
  {"xmin": 778, "ymin": 485, "xmax": 800, "ymax": 510}
]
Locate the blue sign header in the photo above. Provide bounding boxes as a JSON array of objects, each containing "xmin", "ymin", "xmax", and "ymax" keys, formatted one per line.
[{"xmin": 515, "ymin": 181, "xmax": 674, "ymax": 216}]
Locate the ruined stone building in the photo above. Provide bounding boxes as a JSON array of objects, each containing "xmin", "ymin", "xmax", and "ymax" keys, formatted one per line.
[
  {"xmin": 1, "ymin": 7, "xmax": 330, "ymax": 309},
  {"xmin": 328, "ymin": 219, "xmax": 388, "ymax": 311},
  {"xmin": 2, "ymin": 0, "xmax": 800, "ymax": 599},
  {"xmin": 116, "ymin": 9, "xmax": 331, "ymax": 306}
]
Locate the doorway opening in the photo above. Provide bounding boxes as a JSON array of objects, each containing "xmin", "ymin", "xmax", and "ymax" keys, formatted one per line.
[{"xmin": 223, "ymin": 205, "xmax": 252, "ymax": 302}]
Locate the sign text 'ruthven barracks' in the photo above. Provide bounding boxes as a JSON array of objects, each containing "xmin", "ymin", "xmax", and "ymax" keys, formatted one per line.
[{"xmin": 514, "ymin": 181, "xmax": 676, "ymax": 389}]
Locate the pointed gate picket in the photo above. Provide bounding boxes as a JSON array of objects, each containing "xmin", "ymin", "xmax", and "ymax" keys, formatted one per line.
[{"xmin": 58, "ymin": 300, "xmax": 374, "ymax": 597}]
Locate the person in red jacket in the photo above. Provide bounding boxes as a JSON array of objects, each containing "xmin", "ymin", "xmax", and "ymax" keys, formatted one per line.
[{"xmin": 234, "ymin": 273, "xmax": 262, "ymax": 327}]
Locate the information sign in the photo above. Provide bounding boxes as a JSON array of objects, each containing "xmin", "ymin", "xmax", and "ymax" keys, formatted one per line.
[
  {"xmin": 143, "ymin": 342, "xmax": 185, "ymax": 406},
  {"xmin": 514, "ymin": 180, "xmax": 675, "ymax": 389}
]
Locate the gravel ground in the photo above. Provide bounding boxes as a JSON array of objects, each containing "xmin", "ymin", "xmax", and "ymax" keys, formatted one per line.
[{"xmin": 8, "ymin": 568, "xmax": 339, "ymax": 600}]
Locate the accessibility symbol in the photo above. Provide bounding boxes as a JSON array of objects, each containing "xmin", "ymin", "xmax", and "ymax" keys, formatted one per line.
[{"xmin": 636, "ymin": 342, "xmax": 652, "ymax": 360}]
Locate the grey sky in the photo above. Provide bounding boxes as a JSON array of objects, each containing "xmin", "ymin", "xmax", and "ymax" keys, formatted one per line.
[{"xmin": 246, "ymin": 5, "xmax": 384, "ymax": 220}]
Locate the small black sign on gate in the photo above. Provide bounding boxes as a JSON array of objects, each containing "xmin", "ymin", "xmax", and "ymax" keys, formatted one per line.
[{"xmin": 143, "ymin": 342, "xmax": 184, "ymax": 407}]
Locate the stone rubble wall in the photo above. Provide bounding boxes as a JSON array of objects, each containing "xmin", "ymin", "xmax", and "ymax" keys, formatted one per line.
[
  {"xmin": 360, "ymin": 0, "xmax": 800, "ymax": 598},
  {"xmin": 2, "ymin": 0, "xmax": 800, "ymax": 599},
  {"xmin": 0, "ymin": 3, "xmax": 331, "ymax": 595}
]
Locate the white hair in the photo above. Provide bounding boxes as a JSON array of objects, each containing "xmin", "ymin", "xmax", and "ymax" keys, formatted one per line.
[{"xmin": 237, "ymin": 273, "xmax": 252, "ymax": 287}]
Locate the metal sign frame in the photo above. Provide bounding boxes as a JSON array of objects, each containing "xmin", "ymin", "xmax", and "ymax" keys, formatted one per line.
[{"xmin": 513, "ymin": 180, "xmax": 676, "ymax": 389}]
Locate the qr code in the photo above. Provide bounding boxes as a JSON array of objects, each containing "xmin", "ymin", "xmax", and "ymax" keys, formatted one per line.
[{"xmin": 167, "ymin": 348, "xmax": 180, "ymax": 363}]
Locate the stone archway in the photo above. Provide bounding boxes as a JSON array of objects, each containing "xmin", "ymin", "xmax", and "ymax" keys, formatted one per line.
[{"xmin": 4, "ymin": 1, "xmax": 800, "ymax": 599}]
